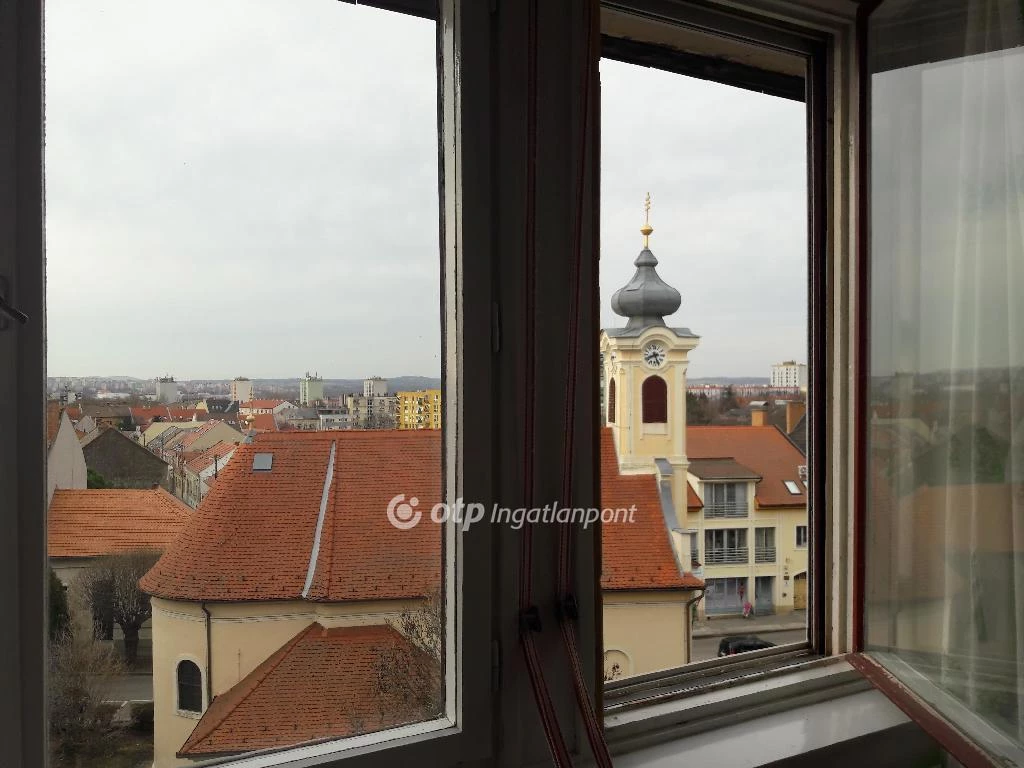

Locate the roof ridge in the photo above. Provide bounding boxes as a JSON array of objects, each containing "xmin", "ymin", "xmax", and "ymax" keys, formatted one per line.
[
  {"xmin": 301, "ymin": 441, "xmax": 336, "ymax": 598},
  {"xmin": 182, "ymin": 622, "xmax": 323, "ymax": 754}
]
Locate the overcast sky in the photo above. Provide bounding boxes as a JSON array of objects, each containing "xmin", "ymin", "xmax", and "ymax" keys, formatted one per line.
[{"xmin": 45, "ymin": 0, "xmax": 807, "ymax": 380}]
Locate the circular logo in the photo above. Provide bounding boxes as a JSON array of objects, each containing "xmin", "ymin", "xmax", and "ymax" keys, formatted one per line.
[{"xmin": 387, "ymin": 494, "xmax": 421, "ymax": 530}]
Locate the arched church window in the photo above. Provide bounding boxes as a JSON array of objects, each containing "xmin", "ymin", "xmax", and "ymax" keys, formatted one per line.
[
  {"xmin": 177, "ymin": 659, "xmax": 203, "ymax": 713},
  {"xmin": 641, "ymin": 376, "xmax": 667, "ymax": 423}
]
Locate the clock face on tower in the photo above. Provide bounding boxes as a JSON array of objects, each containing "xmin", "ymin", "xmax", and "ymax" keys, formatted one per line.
[{"xmin": 643, "ymin": 342, "xmax": 666, "ymax": 368}]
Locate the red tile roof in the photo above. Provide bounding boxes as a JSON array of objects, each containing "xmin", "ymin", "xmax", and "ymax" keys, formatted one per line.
[
  {"xmin": 48, "ymin": 488, "xmax": 192, "ymax": 559},
  {"xmin": 244, "ymin": 413, "xmax": 279, "ymax": 432},
  {"xmin": 687, "ymin": 482, "xmax": 703, "ymax": 510},
  {"xmin": 46, "ymin": 401, "xmax": 63, "ymax": 448},
  {"xmin": 178, "ymin": 622, "xmax": 432, "ymax": 757},
  {"xmin": 243, "ymin": 399, "xmax": 289, "ymax": 410},
  {"xmin": 168, "ymin": 408, "xmax": 203, "ymax": 421},
  {"xmin": 141, "ymin": 431, "xmax": 443, "ymax": 602},
  {"xmin": 600, "ymin": 429, "xmax": 702, "ymax": 591},
  {"xmin": 130, "ymin": 406, "xmax": 171, "ymax": 425},
  {"xmin": 688, "ymin": 426, "xmax": 807, "ymax": 508},
  {"xmin": 185, "ymin": 441, "xmax": 237, "ymax": 474}
]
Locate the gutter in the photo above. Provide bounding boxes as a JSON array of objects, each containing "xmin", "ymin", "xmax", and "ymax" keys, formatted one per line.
[
  {"xmin": 201, "ymin": 602, "xmax": 213, "ymax": 705},
  {"xmin": 684, "ymin": 588, "xmax": 707, "ymax": 665}
]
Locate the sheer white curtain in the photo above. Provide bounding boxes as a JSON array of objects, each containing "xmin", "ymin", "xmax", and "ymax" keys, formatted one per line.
[
  {"xmin": 937, "ymin": 0, "xmax": 1024, "ymax": 745},
  {"xmin": 866, "ymin": 0, "xmax": 1024, "ymax": 755}
]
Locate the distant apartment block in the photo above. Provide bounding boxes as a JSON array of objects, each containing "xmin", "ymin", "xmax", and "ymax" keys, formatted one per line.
[
  {"xmin": 396, "ymin": 389, "xmax": 441, "ymax": 430},
  {"xmin": 770, "ymin": 361, "xmax": 807, "ymax": 389},
  {"xmin": 155, "ymin": 375, "xmax": 179, "ymax": 403},
  {"xmin": 299, "ymin": 371, "xmax": 324, "ymax": 406},
  {"xmin": 363, "ymin": 376, "xmax": 388, "ymax": 398},
  {"xmin": 230, "ymin": 376, "xmax": 254, "ymax": 403}
]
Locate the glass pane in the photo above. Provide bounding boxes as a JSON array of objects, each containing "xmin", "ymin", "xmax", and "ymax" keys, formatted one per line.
[
  {"xmin": 599, "ymin": 58, "xmax": 809, "ymax": 679},
  {"xmin": 864, "ymin": 0, "xmax": 1024, "ymax": 761},
  {"xmin": 44, "ymin": 1, "xmax": 445, "ymax": 765}
]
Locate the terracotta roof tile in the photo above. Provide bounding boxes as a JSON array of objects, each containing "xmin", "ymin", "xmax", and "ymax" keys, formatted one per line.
[
  {"xmin": 168, "ymin": 408, "xmax": 203, "ymax": 421},
  {"xmin": 600, "ymin": 429, "xmax": 702, "ymax": 591},
  {"xmin": 688, "ymin": 426, "xmax": 807, "ymax": 508},
  {"xmin": 46, "ymin": 401, "xmax": 63, "ymax": 448},
  {"xmin": 130, "ymin": 406, "xmax": 171, "ymax": 425},
  {"xmin": 243, "ymin": 400, "xmax": 289, "ymax": 409},
  {"xmin": 178, "ymin": 622, "xmax": 432, "ymax": 757},
  {"xmin": 245, "ymin": 413, "xmax": 279, "ymax": 432},
  {"xmin": 185, "ymin": 441, "xmax": 237, "ymax": 474},
  {"xmin": 48, "ymin": 488, "xmax": 192, "ymax": 558},
  {"xmin": 687, "ymin": 482, "xmax": 702, "ymax": 510},
  {"xmin": 141, "ymin": 431, "xmax": 442, "ymax": 602}
]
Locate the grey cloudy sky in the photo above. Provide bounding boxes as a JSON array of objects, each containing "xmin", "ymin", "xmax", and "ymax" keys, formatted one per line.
[{"xmin": 46, "ymin": 0, "xmax": 807, "ymax": 380}]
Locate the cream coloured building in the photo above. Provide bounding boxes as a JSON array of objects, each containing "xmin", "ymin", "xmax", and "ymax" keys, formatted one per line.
[
  {"xmin": 686, "ymin": 426, "xmax": 809, "ymax": 617},
  {"xmin": 599, "ymin": 201, "xmax": 705, "ymax": 679},
  {"xmin": 141, "ymin": 430, "xmax": 443, "ymax": 767}
]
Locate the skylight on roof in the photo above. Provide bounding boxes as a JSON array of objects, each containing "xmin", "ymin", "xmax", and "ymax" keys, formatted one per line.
[
  {"xmin": 252, "ymin": 453, "xmax": 273, "ymax": 472},
  {"xmin": 784, "ymin": 480, "xmax": 801, "ymax": 494}
]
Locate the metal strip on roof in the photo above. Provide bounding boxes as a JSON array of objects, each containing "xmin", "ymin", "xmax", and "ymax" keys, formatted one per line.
[{"xmin": 301, "ymin": 440, "xmax": 336, "ymax": 598}]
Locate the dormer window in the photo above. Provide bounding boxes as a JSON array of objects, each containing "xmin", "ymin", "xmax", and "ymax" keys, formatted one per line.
[{"xmin": 703, "ymin": 482, "xmax": 747, "ymax": 518}]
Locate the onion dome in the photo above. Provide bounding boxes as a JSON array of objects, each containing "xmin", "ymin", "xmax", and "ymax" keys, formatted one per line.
[{"xmin": 610, "ymin": 193, "xmax": 682, "ymax": 330}]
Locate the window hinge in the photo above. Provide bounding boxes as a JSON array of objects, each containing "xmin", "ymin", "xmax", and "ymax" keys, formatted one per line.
[
  {"xmin": 491, "ymin": 301, "xmax": 501, "ymax": 354},
  {"xmin": 491, "ymin": 638, "xmax": 501, "ymax": 692},
  {"xmin": 0, "ymin": 276, "xmax": 29, "ymax": 331}
]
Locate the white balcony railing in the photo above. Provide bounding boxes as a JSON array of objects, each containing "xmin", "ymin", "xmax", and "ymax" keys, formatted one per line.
[
  {"xmin": 704, "ymin": 547, "xmax": 749, "ymax": 564},
  {"xmin": 755, "ymin": 546, "xmax": 776, "ymax": 563},
  {"xmin": 703, "ymin": 502, "xmax": 749, "ymax": 518}
]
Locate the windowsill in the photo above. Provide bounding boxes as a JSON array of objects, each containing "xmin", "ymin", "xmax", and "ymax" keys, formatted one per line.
[
  {"xmin": 177, "ymin": 709, "xmax": 203, "ymax": 720},
  {"xmin": 607, "ymin": 658, "xmax": 913, "ymax": 766}
]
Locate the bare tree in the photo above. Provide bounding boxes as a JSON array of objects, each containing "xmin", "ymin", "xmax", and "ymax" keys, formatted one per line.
[
  {"xmin": 373, "ymin": 589, "xmax": 443, "ymax": 723},
  {"xmin": 49, "ymin": 590, "xmax": 125, "ymax": 762},
  {"xmin": 78, "ymin": 549, "xmax": 161, "ymax": 666}
]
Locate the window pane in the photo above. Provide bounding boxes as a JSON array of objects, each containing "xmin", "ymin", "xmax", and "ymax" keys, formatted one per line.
[
  {"xmin": 864, "ymin": 1, "xmax": 1024, "ymax": 760},
  {"xmin": 600, "ymin": 57, "xmax": 809, "ymax": 677},
  {"xmin": 44, "ymin": 1, "xmax": 445, "ymax": 765}
]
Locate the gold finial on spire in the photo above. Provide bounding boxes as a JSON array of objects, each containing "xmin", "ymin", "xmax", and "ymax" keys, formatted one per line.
[{"xmin": 640, "ymin": 192, "xmax": 654, "ymax": 248}]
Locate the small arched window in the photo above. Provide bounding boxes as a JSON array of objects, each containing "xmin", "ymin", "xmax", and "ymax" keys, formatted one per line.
[
  {"xmin": 607, "ymin": 379, "xmax": 616, "ymax": 424},
  {"xmin": 641, "ymin": 375, "xmax": 667, "ymax": 423},
  {"xmin": 177, "ymin": 660, "xmax": 203, "ymax": 713}
]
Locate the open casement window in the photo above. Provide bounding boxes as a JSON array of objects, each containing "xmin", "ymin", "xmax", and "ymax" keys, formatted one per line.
[
  {"xmin": 855, "ymin": 0, "xmax": 1024, "ymax": 765},
  {"xmin": 599, "ymin": 0, "xmax": 828, "ymax": 722},
  {"xmin": 14, "ymin": 0, "xmax": 502, "ymax": 765}
]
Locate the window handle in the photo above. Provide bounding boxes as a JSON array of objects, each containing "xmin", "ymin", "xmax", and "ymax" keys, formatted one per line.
[{"xmin": 0, "ymin": 276, "xmax": 29, "ymax": 328}]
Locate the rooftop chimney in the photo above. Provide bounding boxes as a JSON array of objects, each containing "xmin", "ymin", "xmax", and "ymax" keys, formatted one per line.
[
  {"xmin": 751, "ymin": 406, "xmax": 768, "ymax": 427},
  {"xmin": 786, "ymin": 401, "xmax": 806, "ymax": 433}
]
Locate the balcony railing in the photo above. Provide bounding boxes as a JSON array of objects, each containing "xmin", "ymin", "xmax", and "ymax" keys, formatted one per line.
[
  {"xmin": 704, "ymin": 547, "xmax": 749, "ymax": 564},
  {"xmin": 755, "ymin": 546, "xmax": 777, "ymax": 563},
  {"xmin": 703, "ymin": 502, "xmax": 749, "ymax": 518}
]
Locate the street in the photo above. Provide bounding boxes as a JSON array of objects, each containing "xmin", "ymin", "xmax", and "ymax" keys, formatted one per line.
[
  {"xmin": 691, "ymin": 629, "xmax": 806, "ymax": 662},
  {"xmin": 105, "ymin": 674, "xmax": 153, "ymax": 703}
]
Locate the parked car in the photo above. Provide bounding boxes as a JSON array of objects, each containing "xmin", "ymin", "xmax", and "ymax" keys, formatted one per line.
[{"xmin": 717, "ymin": 635, "xmax": 776, "ymax": 657}]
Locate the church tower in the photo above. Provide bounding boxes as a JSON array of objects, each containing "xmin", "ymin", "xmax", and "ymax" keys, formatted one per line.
[{"xmin": 601, "ymin": 195, "xmax": 699, "ymax": 521}]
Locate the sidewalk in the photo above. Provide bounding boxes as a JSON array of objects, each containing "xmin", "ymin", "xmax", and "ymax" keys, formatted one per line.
[{"xmin": 692, "ymin": 609, "xmax": 806, "ymax": 638}]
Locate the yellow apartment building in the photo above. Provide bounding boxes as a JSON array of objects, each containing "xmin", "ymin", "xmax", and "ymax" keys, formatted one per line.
[{"xmin": 396, "ymin": 389, "xmax": 442, "ymax": 429}]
